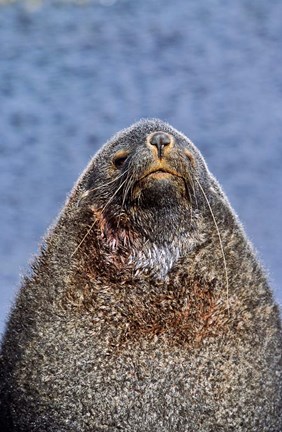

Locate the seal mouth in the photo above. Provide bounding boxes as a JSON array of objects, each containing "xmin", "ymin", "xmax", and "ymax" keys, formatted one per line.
[
  {"xmin": 132, "ymin": 165, "xmax": 189, "ymax": 206},
  {"xmin": 140, "ymin": 167, "xmax": 184, "ymax": 181}
]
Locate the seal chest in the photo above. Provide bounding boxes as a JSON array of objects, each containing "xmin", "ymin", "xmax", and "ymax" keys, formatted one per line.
[{"xmin": 0, "ymin": 119, "xmax": 281, "ymax": 431}]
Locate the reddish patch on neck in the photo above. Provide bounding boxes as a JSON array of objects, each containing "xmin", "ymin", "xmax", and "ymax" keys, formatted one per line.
[
  {"xmin": 116, "ymin": 279, "xmax": 227, "ymax": 349},
  {"xmin": 92, "ymin": 207, "xmax": 136, "ymax": 250}
]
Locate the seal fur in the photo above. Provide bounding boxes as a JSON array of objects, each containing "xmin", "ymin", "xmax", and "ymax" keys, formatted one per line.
[{"xmin": 0, "ymin": 119, "xmax": 281, "ymax": 431}]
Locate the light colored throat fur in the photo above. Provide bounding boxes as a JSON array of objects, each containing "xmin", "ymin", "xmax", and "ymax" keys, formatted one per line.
[
  {"xmin": 127, "ymin": 235, "xmax": 204, "ymax": 279},
  {"xmin": 97, "ymin": 212, "xmax": 206, "ymax": 279},
  {"xmin": 128, "ymin": 243, "xmax": 181, "ymax": 279}
]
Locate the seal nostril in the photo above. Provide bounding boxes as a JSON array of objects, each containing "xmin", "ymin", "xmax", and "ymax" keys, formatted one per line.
[
  {"xmin": 149, "ymin": 132, "xmax": 171, "ymax": 147},
  {"xmin": 149, "ymin": 132, "xmax": 172, "ymax": 159}
]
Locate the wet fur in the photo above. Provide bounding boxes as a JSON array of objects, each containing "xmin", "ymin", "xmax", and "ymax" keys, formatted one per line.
[{"xmin": 0, "ymin": 119, "xmax": 281, "ymax": 431}]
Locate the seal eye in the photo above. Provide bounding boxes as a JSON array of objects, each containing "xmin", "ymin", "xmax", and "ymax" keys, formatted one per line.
[{"xmin": 113, "ymin": 151, "xmax": 129, "ymax": 169}]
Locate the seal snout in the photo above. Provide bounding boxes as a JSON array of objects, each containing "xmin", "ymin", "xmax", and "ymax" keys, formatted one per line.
[{"xmin": 147, "ymin": 132, "xmax": 173, "ymax": 159}]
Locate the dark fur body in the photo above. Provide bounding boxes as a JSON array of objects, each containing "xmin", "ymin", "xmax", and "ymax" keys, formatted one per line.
[{"xmin": 0, "ymin": 119, "xmax": 281, "ymax": 431}]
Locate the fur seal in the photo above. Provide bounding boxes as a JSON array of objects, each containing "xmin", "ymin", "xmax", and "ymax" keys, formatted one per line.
[{"xmin": 0, "ymin": 119, "xmax": 281, "ymax": 431}]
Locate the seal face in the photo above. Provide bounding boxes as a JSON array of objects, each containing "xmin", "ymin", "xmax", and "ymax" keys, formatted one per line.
[
  {"xmin": 79, "ymin": 122, "xmax": 206, "ymax": 278},
  {"xmin": 0, "ymin": 119, "xmax": 281, "ymax": 431}
]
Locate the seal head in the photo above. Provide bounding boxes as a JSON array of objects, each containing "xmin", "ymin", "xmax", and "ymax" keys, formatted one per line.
[{"xmin": 75, "ymin": 119, "xmax": 218, "ymax": 277}]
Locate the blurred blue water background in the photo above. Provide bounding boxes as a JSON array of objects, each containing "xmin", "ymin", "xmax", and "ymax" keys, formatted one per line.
[{"xmin": 0, "ymin": 0, "xmax": 282, "ymax": 334}]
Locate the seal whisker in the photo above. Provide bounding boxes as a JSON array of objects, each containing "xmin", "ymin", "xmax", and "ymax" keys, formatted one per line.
[
  {"xmin": 100, "ymin": 177, "xmax": 129, "ymax": 213},
  {"xmin": 77, "ymin": 171, "xmax": 130, "ymax": 207},
  {"xmin": 195, "ymin": 178, "xmax": 230, "ymax": 315},
  {"xmin": 121, "ymin": 162, "xmax": 135, "ymax": 208},
  {"xmin": 183, "ymin": 178, "xmax": 194, "ymax": 225},
  {"xmin": 190, "ymin": 177, "xmax": 199, "ymax": 210},
  {"xmin": 72, "ymin": 176, "xmax": 130, "ymax": 257},
  {"xmin": 70, "ymin": 220, "xmax": 96, "ymax": 258},
  {"xmin": 122, "ymin": 175, "xmax": 136, "ymax": 208},
  {"xmin": 183, "ymin": 178, "xmax": 192, "ymax": 204},
  {"xmin": 71, "ymin": 169, "xmax": 131, "ymax": 258},
  {"xmin": 88, "ymin": 168, "xmax": 130, "ymax": 193},
  {"xmin": 121, "ymin": 158, "xmax": 140, "ymax": 209}
]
